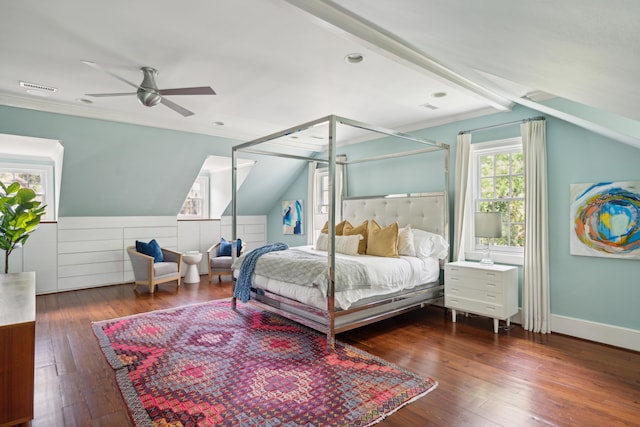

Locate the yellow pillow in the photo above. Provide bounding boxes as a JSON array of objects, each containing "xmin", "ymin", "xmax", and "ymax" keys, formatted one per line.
[
  {"xmin": 321, "ymin": 220, "xmax": 347, "ymax": 235},
  {"xmin": 366, "ymin": 220, "xmax": 399, "ymax": 257},
  {"xmin": 342, "ymin": 220, "xmax": 368, "ymax": 254}
]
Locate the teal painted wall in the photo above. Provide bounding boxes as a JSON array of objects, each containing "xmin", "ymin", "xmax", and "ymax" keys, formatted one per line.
[
  {"xmin": 267, "ymin": 163, "xmax": 308, "ymax": 248},
  {"xmin": 270, "ymin": 105, "xmax": 640, "ymax": 331},
  {"xmin": 0, "ymin": 105, "xmax": 297, "ymax": 216},
  {"xmin": 1, "ymin": 103, "xmax": 638, "ymax": 332}
]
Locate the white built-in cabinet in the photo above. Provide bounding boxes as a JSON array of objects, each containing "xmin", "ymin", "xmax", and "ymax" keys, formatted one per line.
[{"xmin": 1, "ymin": 216, "xmax": 266, "ymax": 295}]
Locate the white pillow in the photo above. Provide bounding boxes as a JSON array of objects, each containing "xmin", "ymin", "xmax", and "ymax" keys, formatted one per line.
[
  {"xmin": 315, "ymin": 233, "xmax": 362, "ymax": 256},
  {"xmin": 412, "ymin": 228, "xmax": 449, "ymax": 260},
  {"xmin": 397, "ymin": 225, "xmax": 416, "ymax": 256}
]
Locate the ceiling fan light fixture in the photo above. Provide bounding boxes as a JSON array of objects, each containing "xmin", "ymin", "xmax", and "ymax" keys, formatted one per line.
[
  {"xmin": 137, "ymin": 89, "xmax": 162, "ymax": 107},
  {"xmin": 82, "ymin": 61, "xmax": 215, "ymax": 117}
]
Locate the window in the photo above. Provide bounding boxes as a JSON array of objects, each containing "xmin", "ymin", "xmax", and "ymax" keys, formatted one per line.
[
  {"xmin": 467, "ymin": 137, "xmax": 524, "ymax": 264},
  {"xmin": 316, "ymin": 170, "xmax": 329, "ymax": 215},
  {"xmin": 312, "ymin": 163, "xmax": 345, "ymax": 241},
  {"xmin": 0, "ymin": 164, "xmax": 54, "ymax": 221},
  {"xmin": 178, "ymin": 175, "xmax": 209, "ymax": 219}
]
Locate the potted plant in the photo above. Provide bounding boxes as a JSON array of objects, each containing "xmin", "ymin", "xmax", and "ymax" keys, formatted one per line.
[{"xmin": 0, "ymin": 181, "xmax": 47, "ymax": 274}]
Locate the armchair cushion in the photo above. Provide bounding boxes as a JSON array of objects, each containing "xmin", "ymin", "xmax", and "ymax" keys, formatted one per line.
[
  {"xmin": 153, "ymin": 261, "xmax": 180, "ymax": 278},
  {"xmin": 136, "ymin": 239, "xmax": 164, "ymax": 263}
]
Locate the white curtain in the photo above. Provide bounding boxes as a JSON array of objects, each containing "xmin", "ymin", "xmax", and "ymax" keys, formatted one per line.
[
  {"xmin": 453, "ymin": 132, "xmax": 471, "ymax": 261},
  {"xmin": 521, "ymin": 119, "xmax": 550, "ymax": 333},
  {"xmin": 307, "ymin": 161, "xmax": 317, "ymax": 244}
]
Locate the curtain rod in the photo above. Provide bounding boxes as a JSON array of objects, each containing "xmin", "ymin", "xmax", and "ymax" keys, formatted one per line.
[{"xmin": 458, "ymin": 116, "xmax": 545, "ymax": 135}]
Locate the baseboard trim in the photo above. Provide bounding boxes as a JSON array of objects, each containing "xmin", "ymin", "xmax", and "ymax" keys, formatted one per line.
[
  {"xmin": 550, "ymin": 314, "xmax": 639, "ymax": 352},
  {"xmin": 511, "ymin": 310, "xmax": 639, "ymax": 352}
]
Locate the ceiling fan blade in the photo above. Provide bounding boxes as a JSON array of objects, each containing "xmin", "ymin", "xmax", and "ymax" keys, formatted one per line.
[
  {"xmin": 160, "ymin": 97, "xmax": 194, "ymax": 117},
  {"xmin": 158, "ymin": 86, "xmax": 216, "ymax": 96},
  {"xmin": 81, "ymin": 60, "xmax": 139, "ymax": 89},
  {"xmin": 86, "ymin": 92, "xmax": 137, "ymax": 97}
]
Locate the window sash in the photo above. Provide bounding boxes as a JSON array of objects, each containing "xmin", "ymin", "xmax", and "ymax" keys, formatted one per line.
[
  {"xmin": 465, "ymin": 137, "xmax": 524, "ymax": 265},
  {"xmin": 0, "ymin": 163, "xmax": 54, "ymax": 221},
  {"xmin": 178, "ymin": 175, "xmax": 209, "ymax": 219}
]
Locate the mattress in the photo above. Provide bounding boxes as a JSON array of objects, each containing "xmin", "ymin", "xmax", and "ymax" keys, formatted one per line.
[{"xmin": 235, "ymin": 245, "xmax": 440, "ymax": 310}]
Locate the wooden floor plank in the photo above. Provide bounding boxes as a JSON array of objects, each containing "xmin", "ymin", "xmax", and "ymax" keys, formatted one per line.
[{"xmin": 32, "ymin": 277, "xmax": 640, "ymax": 426}]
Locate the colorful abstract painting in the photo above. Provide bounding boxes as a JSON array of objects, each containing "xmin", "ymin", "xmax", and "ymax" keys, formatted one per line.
[
  {"xmin": 570, "ymin": 181, "xmax": 640, "ymax": 259},
  {"xmin": 282, "ymin": 199, "xmax": 303, "ymax": 235}
]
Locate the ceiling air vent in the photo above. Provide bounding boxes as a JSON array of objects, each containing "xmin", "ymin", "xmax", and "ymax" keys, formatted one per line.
[{"xmin": 19, "ymin": 81, "xmax": 58, "ymax": 93}]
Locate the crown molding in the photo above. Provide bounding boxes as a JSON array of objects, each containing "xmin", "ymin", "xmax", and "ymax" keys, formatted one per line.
[{"xmin": 0, "ymin": 93, "xmax": 245, "ymax": 141}]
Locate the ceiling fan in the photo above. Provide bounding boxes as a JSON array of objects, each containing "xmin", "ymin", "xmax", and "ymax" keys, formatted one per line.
[{"xmin": 81, "ymin": 61, "xmax": 215, "ymax": 117}]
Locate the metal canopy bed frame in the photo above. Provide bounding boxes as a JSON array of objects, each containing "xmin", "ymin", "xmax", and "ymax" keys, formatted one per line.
[{"xmin": 230, "ymin": 115, "xmax": 450, "ymax": 348}]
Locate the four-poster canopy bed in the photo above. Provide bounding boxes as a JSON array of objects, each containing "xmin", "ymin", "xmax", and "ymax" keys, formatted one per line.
[{"xmin": 230, "ymin": 115, "xmax": 450, "ymax": 348}]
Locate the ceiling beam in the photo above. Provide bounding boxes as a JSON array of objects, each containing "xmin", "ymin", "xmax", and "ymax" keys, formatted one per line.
[{"xmin": 287, "ymin": 0, "xmax": 514, "ymax": 112}]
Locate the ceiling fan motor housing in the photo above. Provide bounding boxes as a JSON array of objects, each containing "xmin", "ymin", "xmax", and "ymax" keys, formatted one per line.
[{"xmin": 137, "ymin": 67, "xmax": 162, "ymax": 107}]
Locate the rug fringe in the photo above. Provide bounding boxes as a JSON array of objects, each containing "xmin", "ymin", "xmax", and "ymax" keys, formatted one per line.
[{"xmin": 364, "ymin": 381, "xmax": 439, "ymax": 427}]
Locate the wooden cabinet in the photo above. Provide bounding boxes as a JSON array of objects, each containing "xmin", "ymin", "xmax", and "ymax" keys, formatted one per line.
[
  {"xmin": 444, "ymin": 261, "xmax": 518, "ymax": 333},
  {"xmin": 0, "ymin": 272, "xmax": 35, "ymax": 427}
]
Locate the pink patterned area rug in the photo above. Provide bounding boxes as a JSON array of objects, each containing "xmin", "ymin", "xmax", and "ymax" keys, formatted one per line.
[{"xmin": 92, "ymin": 298, "xmax": 437, "ymax": 426}]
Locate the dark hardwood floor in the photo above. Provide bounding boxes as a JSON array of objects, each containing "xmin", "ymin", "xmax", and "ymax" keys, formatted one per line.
[{"xmin": 33, "ymin": 277, "xmax": 640, "ymax": 426}]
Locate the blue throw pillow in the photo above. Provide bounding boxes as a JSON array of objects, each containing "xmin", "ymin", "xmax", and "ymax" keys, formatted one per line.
[
  {"xmin": 219, "ymin": 238, "xmax": 232, "ymax": 256},
  {"xmin": 136, "ymin": 239, "xmax": 164, "ymax": 263},
  {"xmin": 219, "ymin": 238, "xmax": 243, "ymax": 257}
]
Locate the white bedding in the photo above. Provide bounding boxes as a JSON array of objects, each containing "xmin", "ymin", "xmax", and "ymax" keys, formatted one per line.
[{"xmin": 235, "ymin": 245, "xmax": 440, "ymax": 310}]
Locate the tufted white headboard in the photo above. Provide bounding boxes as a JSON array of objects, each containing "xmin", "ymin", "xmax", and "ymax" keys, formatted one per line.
[{"xmin": 342, "ymin": 192, "xmax": 448, "ymax": 238}]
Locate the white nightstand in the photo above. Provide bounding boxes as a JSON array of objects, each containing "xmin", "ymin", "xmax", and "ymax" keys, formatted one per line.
[{"xmin": 444, "ymin": 261, "xmax": 518, "ymax": 333}]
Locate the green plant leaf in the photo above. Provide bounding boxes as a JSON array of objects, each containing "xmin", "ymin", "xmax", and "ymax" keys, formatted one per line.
[{"xmin": 0, "ymin": 181, "xmax": 47, "ymax": 270}]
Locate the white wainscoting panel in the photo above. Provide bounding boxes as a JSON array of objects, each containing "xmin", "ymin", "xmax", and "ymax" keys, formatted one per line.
[
  {"xmin": 221, "ymin": 215, "xmax": 267, "ymax": 252},
  {"xmin": 11, "ymin": 215, "xmax": 266, "ymax": 294},
  {"xmin": 58, "ymin": 216, "xmax": 178, "ymax": 291},
  {"xmin": 22, "ymin": 223, "xmax": 57, "ymax": 294},
  {"xmin": 177, "ymin": 220, "xmax": 222, "ymax": 274}
]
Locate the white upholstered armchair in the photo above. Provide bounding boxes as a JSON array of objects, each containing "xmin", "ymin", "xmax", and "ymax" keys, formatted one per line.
[{"xmin": 127, "ymin": 246, "xmax": 183, "ymax": 294}]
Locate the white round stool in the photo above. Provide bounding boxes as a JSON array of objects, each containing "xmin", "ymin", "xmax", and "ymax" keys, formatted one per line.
[{"xmin": 182, "ymin": 251, "xmax": 203, "ymax": 284}]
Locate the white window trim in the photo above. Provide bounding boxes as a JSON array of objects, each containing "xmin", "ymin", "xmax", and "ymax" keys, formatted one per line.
[
  {"xmin": 178, "ymin": 175, "xmax": 210, "ymax": 220},
  {"xmin": 312, "ymin": 165, "xmax": 344, "ymax": 242},
  {"xmin": 464, "ymin": 137, "xmax": 524, "ymax": 266},
  {"xmin": 312, "ymin": 168, "xmax": 329, "ymax": 242},
  {"xmin": 0, "ymin": 161, "xmax": 55, "ymax": 221}
]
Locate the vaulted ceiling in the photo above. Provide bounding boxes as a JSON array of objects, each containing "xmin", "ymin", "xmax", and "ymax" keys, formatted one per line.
[{"xmin": 1, "ymin": 0, "xmax": 639, "ymax": 148}]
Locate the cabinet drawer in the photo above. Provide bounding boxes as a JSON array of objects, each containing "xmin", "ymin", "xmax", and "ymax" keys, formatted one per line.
[
  {"xmin": 445, "ymin": 286, "xmax": 503, "ymax": 304},
  {"xmin": 445, "ymin": 295, "xmax": 509, "ymax": 319},
  {"xmin": 446, "ymin": 266, "xmax": 507, "ymax": 283},
  {"xmin": 445, "ymin": 272, "xmax": 506, "ymax": 293}
]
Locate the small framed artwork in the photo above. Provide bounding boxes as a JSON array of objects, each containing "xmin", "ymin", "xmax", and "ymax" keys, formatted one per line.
[
  {"xmin": 570, "ymin": 181, "xmax": 640, "ymax": 259},
  {"xmin": 283, "ymin": 199, "xmax": 303, "ymax": 235}
]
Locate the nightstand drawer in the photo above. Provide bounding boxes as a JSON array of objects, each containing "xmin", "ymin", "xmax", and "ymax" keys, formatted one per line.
[
  {"xmin": 446, "ymin": 268, "xmax": 507, "ymax": 282},
  {"xmin": 445, "ymin": 273, "xmax": 506, "ymax": 293},
  {"xmin": 445, "ymin": 295, "xmax": 507, "ymax": 319},
  {"xmin": 445, "ymin": 286, "xmax": 502, "ymax": 303}
]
